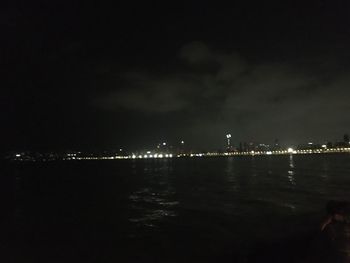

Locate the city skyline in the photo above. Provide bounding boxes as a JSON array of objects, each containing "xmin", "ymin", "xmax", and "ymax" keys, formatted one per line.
[{"xmin": 7, "ymin": 133, "xmax": 350, "ymax": 157}]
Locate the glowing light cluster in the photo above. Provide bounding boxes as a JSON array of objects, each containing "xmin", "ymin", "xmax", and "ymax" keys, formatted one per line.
[{"xmin": 54, "ymin": 146, "xmax": 350, "ymax": 162}]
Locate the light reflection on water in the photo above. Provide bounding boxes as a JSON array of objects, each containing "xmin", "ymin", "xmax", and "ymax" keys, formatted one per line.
[
  {"xmin": 126, "ymin": 155, "xmax": 350, "ymax": 238},
  {"xmin": 287, "ymin": 155, "xmax": 296, "ymax": 186},
  {"xmin": 128, "ymin": 187, "xmax": 179, "ymax": 226},
  {"xmin": 128, "ymin": 159, "xmax": 179, "ymax": 228},
  {"xmin": 10, "ymin": 154, "xmax": 350, "ymax": 263}
]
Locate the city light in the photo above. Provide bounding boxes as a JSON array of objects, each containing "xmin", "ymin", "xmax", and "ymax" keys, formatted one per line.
[{"xmin": 9, "ymin": 140, "xmax": 350, "ymax": 163}]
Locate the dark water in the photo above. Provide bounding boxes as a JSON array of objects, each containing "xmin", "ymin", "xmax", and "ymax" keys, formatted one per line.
[{"xmin": 1, "ymin": 154, "xmax": 350, "ymax": 262}]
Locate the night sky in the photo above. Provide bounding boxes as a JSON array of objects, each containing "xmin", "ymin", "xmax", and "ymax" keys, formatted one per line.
[{"xmin": 2, "ymin": 1, "xmax": 350, "ymax": 152}]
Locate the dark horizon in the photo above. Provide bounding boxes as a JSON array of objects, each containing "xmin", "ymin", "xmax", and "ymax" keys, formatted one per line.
[{"xmin": 3, "ymin": 1, "xmax": 350, "ymax": 152}]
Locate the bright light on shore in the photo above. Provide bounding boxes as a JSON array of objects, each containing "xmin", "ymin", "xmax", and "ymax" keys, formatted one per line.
[{"xmin": 287, "ymin": 148, "xmax": 294, "ymax": 153}]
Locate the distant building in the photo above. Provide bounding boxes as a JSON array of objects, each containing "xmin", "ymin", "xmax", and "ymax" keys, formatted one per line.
[
  {"xmin": 297, "ymin": 143, "xmax": 321, "ymax": 150},
  {"xmin": 326, "ymin": 142, "xmax": 333, "ymax": 148},
  {"xmin": 256, "ymin": 144, "xmax": 270, "ymax": 151},
  {"xmin": 334, "ymin": 141, "xmax": 348, "ymax": 148},
  {"xmin": 243, "ymin": 142, "xmax": 249, "ymax": 152},
  {"xmin": 238, "ymin": 142, "xmax": 243, "ymax": 152},
  {"xmin": 226, "ymin": 134, "xmax": 232, "ymax": 152},
  {"xmin": 271, "ymin": 139, "xmax": 281, "ymax": 151}
]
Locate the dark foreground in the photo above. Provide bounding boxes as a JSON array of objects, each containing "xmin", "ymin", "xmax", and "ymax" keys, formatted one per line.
[{"xmin": 1, "ymin": 155, "xmax": 350, "ymax": 262}]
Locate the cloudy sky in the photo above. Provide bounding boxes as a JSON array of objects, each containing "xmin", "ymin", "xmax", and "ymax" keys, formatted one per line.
[{"xmin": 2, "ymin": 1, "xmax": 350, "ymax": 151}]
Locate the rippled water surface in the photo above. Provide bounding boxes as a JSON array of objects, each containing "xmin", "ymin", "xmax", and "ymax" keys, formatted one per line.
[{"xmin": 2, "ymin": 154, "xmax": 350, "ymax": 262}]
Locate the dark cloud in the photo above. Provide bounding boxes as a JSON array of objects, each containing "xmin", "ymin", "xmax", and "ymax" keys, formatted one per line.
[
  {"xmin": 95, "ymin": 42, "xmax": 247, "ymax": 114},
  {"xmin": 95, "ymin": 73, "xmax": 193, "ymax": 113},
  {"xmin": 91, "ymin": 41, "xmax": 350, "ymax": 148}
]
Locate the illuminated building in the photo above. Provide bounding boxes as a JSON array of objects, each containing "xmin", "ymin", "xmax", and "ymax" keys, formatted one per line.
[{"xmin": 226, "ymin": 134, "xmax": 231, "ymax": 151}]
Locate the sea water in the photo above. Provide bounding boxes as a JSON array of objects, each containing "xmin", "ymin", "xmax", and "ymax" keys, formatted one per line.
[{"xmin": 2, "ymin": 154, "xmax": 350, "ymax": 262}]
